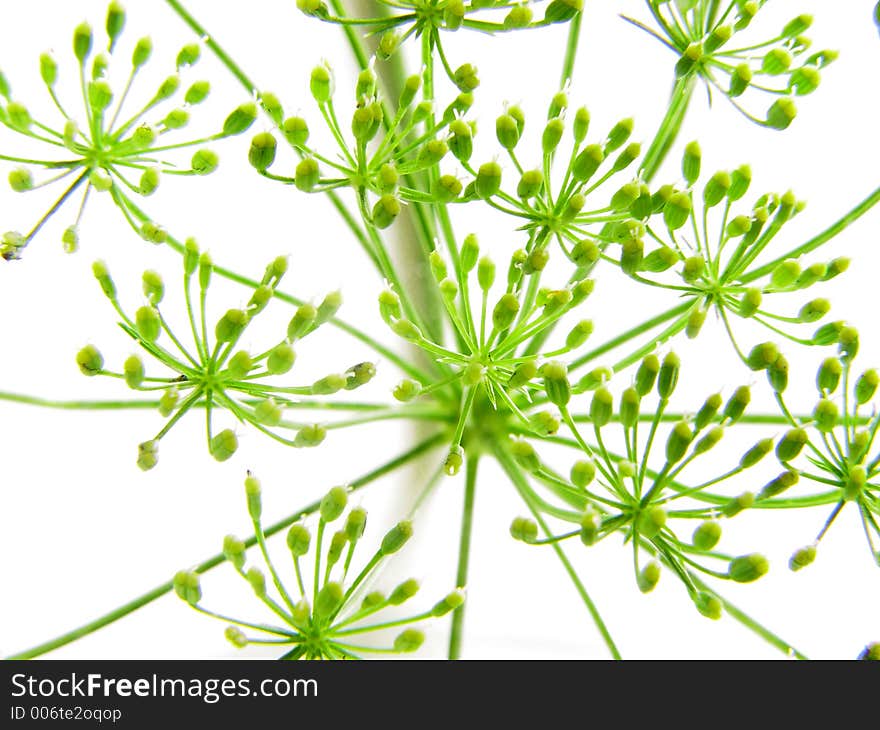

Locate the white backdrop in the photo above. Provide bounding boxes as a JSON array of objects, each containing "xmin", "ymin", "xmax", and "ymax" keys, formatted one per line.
[{"xmin": 1, "ymin": 0, "xmax": 878, "ymax": 659}]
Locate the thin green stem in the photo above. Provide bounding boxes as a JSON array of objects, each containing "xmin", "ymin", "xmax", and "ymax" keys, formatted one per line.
[{"xmin": 448, "ymin": 453, "xmax": 478, "ymax": 660}]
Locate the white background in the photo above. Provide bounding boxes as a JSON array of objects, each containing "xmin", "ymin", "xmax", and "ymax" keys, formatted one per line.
[{"xmin": 0, "ymin": 0, "xmax": 879, "ymax": 659}]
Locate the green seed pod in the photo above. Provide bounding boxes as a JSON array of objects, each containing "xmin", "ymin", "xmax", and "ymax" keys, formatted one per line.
[
  {"xmin": 286, "ymin": 523, "xmax": 311, "ymax": 557},
  {"xmin": 694, "ymin": 425, "xmax": 724, "ymax": 455},
  {"xmin": 590, "ymin": 387, "xmax": 614, "ymax": 427},
  {"xmin": 73, "ymin": 21, "xmax": 93, "ymax": 63},
  {"xmin": 433, "ymin": 174, "xmax": 461, "ymax": 202},
  {"xmin": 746, "ymin": 342, "xmax": 778, "ymax": 371},
  {"xmin": 665, "ymin": 421, "xmax": 693, "ymax": 464},
  {"xmin": 162, "ymin": 108, "xmax": 189, "ymax": 130},
  {"xmin": 612, "ymin": 142, "xmax": 640, "ymax": 173},
  {"xmin": 453, "ymin": 63, "xmax": 479, "ymax": 92},
  {"xmin": 389, "ymin": 578, "xmax": 420, "ymax": 606},
  {"xmin": 496, "ymin": 113, "xmax": 520, "ymax": 149},
  {"xmin": 823, "ymin": 257, "xmax": 849, "ymax": 281},
  {"xmin": 769, "ymin": 260, "xmax": 800, "ymax": 289},
  {"xmin": 783, "ymin": 14, "xmax": 813, "ymax": 36},
  {"xmin": 517, "ymin": 169, "xmax": 543, "ymax": 199},
  {"xmin": 265, "ymin": 343, "xmax": 294, "ymax": 375},
  {"xmin": 135, "ymin": 305, "xmax": 161, "ymax": 343},
  {"xmin": 136, "ymin": 439, "xmax": 159, "ymax": 471},
  {"xmin": 681, "ymin": 257, "xmax": 705, "ymax": 285},
  {"xmin": 287, "ymin": 303, "xmax": 317, "ymax": 341},
  {"xmin": 838, "ymin": 325, "xmax": 859, "ymax": 362},
  {"xmin": 855, "ymin": 369, "xmax": 879, "ymax": 404},
  {"xmin": 393, "ymin": 629, "xmax": 424, "ymax": 654},
  {"xmin": 608, "ymin": 181, "xmax": 638, "ymax": 212},
  {"xmin": 675, "ymin": 42, "xmax": 702, "ymax": 77},
  {"xmin": 703, "ymin": 171, "xmax": 731, "ymax": 207},
  {"xmin": 153, "ymin": 75, "xmax": 179, "ymax": 102},
  {"xmin": 391, "ymin": 318, "xmax": 422, "ymax": 342},
  {"xmin": 247, "ymin": 284, "xmax": 273, "ymax": 315},
  {"xmin": 309, "ymin": 64, "xmax": 333, "ymax": 102},
  {"xmin": 725, "ymin": 215, "xmax": 751, "ymax": 240},
  {"xmin": 725, "ymin": 167, "xmax": 751, "ymax": 204},
  {"xmin": 618, "ymin": 237, "xmax": 642, "ymax": 277},
  {"xmin": 311, "ymin": 373, "xmax": 346, "ymax": 395},
  {"xmin": 91, "ymin": 261, "xmax": 116, "ymax": 302},
  {"xmin": 694, "ymin": 393, "xmax": 722, "ymax": 431},
  {"xmin": 529, "ymin": 411, "xmax": 560, "ymax": 437},
  {"xmin": 377, "ymin": 29, "xmax": 400, "ymax": 59},
  {"xmin": 812, "ymin": 398, "xmax": 839, "ymax": 432},
  {"xmin": 816, "ymin": 357, "xmax": 842, "ymax": 394},
  {"xmin": 762, "ymin": 48, "xmax": 792, "ymax": 75},
  {"xmin": 795, "ymin": 262, "xmax": 827, "ymax": 289},
  {"xmin": 844, "ymin": 465, "xmax": 867, "ymax": 501},
  {"xmin": 396, "ymin": 74, "xmax": 420, "ymax": 110},
  {"xmin": 604, "ymin": 117, "xmax": 633, "ymax": 153},
  {"xmin": 614, "ymin": 388, "xmax": 638, "ymax": 430},
  {"xmin": 183, "ymin": 79, "xmax": 210, "ymax": 105},
  {"xmin": 542, "ymin": 118, "xmax": 565, "ymax": 154},
  {"xmin": 657, "ymin": 352, "xmax": 680, "ymax": 399},
  {"xmin": 544, "ymin": 0, "xmax": 582, "ymax": 23},
  {"xmin": 460, "ymin": 233, "xmax": 479, "ymax": 273},
  {"xmin": 577, "ymin": 369, "xmax": 610, "ymax": 391},
  {"xmin": 492, "ymin": 293, "xmax": 520, "ymax": 331},
  {"xmin": 243, "ymin": 474, "xmax": 262, "ymax": 520},
  {"xmin": 158, "ymin": 388, "xmax": 179, "ymax": 418},
  {"xmin": 722, "ymin": 385, "xmax": 750, "ymax": 423},
  {"xmin": 637, "ymin": 561, "xmax": 661, "ymax": 594},
  {"xmin": 173, "ymin": 570, "xmax": 201, "ymax": 605},
  {"xmin": 248, "ymin": 132, "xmax": 277, "ymax": 171},
  {"xmin": 566, "ymin": 320, "xmax": 594, "ymax": 351},
  {"xmin": 319, "ymin": 485, "xmax": 348, "ymax": 523},
  {"xmin": 138, "ymin": 166, "xmax": 159, "ymax": 196},
  {"xmin": 572, "ymin": 143, "xmax": 604, "ymax": 183},
  {"xmin": 222, "ymin": 102, "xmax": 258, "ymax": 137},
  {"xmin": 633, "ymin": 354, "xmax": 659, "ymax": 397},
  {"xmin": 381, "ymin": 520, "xmax": 413, "ymax": 555},
  {"xmin": 541, "ymin": 361, "xmax": 571, "ymax": 408},
  {"xmin": 294, "ymin": 158, "xmax": 320, "ymax": 192},
  {"xmin": 215, "ymin": 309, "xmax": 248, "ymax": 344},
  {"xmin": 39, "ymin": 52, "xmax": 57, "ymax": 87},
  {"xmin": 448, "ymin": 119, "xmax": 473, "ymax": 163},
  {"xmin": 254, "ymin": 398, "xmax": 282, "ymax": 427},
  {"xmin": 813, "ymin": 320, "xmax": 845, "ymax": 346},
  {"xmin": 222, "ymin": 535, "xmax": 247, "ymax": 572},
  {"xmin": 790, "ymin": 66, "xmax": 821, "ymax": 96},
  {"xmin": 226, "ymin": 351, "xmax": 252, "ymax": 380},
  {"xmin": 704, "ymin": 23, "xmax": 732, "ymax": 53},
  {"xmin": 728, "ymin": 554, "xmax": 769, "ymax": 583},
  {"xmin": 570, "ymin": 279, "xmax": 595, "ymax": 306},
  {"xmin": 191, "ymin": 148, "xmax": 218, "ymax": 175},
  {"xmin": 432, "ymin": 588, "xmax": 466, "ymax": 617},
  {"xmin": 345, "ymin": 507, "xmax": 367, "ymax": 543},
  {"xmin": 507, "ymin": 361, "xmax": 537, "ymax": 389},
  {"xmin": 224, "ymin": 626, "xmax": 247, "ymax": 649},
  {"xmin": 682, "ymin": 141, "xmax": 701, "ymax": 186},
  {"xmin": 345, "ymin": 362, "xmax": 376, "ymax": 390},
  {"xmin": 766, "ymin": 97, "xmax": 797, "ymax": 130},
  {"xmin": 6, "ymin": 102, "xmax": 31, "ymax": 130},
  {"xmin": 315, "ymin": 582, "xmax": 343, "ymax": 620},
  {"xmin": 664, "ymin": 192, "xmax": 692, "ymax": 230},
  {"xmin": 511, "ymin": 439, "xmax": 541, "ymax": 474},
  {"xmin": 570, "ymin": 460, "xmax": 596, "ymax": 489},
  {"xmin": 503, "ymin": 3, "xmax": 533, "ymax": 27},
  {"xmin": 76, "ymin": 344, "xmax": 104, "ymax": 376},
  {"xmin": 62, "ymin": 226, "xmax": 79, "ymax": 254},
  {"xmin": 758, "ymin": 470, "xmax": 799, "ymax": 500},
  {"xmin": 637, "ymin": 506, "xmax": 667, "ymax": 540},
  {"xmin": 123, "ymin": 355, "xmax": 145, "ymax": 389},
  {"xmin": 210, "ymin": 429, "xmax": 238, "ymax": 462},
  {"xmin": 740, "ymin": 438, "xmax": 772, "ymax": 469},
  {"xmin": 766, "ymin": 354, "xmax": 789, "ymax": 393},
  {"xmin": 281, "ymin": 116, "xmax": 309, "ymax": 148},
  {"xmin": 776, "ymin": 428, "xmax": 808, "ymax": 462},
  {"xmin": 376, "ymin": 163, "xmax": 399, "ymax": 195},
  {"xmin": 89, "ymin": 169, "xmax": 113, "ymax": 192},
  {"xmin": 579, "ymin": 508, "xmax": 601, "ymax": 546},
  {"xmin": 524, "ymin": 247, "xmax": 549, "ymax": 275},
  {"xmin": 728, "ymin": 64, "xmax": 752, "ymax": 97},
  {"xmin": 372, "ymin": 194, "xmax": 400, "ymax": 229},
  {"xmin": 312, "ymin": 290, "xmax": 341, "ymax": 327},
  {"xmin": 474, "ymin": 257, "xmax": 496, "ymax": 294},
  {"xmin": 693, "ymin": 520, "xmax": 722, "ymax": 551},
  {"xmin": 475, "ymin": 162, "xmax": 502, "ymax": 199},
  {"xmin": 351, "ymin": 102, "xmax": 381, "ymax": 143},
  {"xmin": 789, "ymin": 545, "xmax": 816, "ymax": 572},
  {"xmin": 695, "ymin": 592, "xmax": 722, "ymax": 620},
  {"xmin": 738, "ymin": 288, "xmax": 762, "ymax": 318},
  {"xmin": 570, "ymin": 239, "xmax": 600, "ymax": 268}
]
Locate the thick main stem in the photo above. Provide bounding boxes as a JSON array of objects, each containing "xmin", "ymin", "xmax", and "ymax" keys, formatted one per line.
[
  {"xmin": 640, "ymin": 74, "xmax": 696, "ymax": 182},
  {"xmin": 5, "ymin": 434, "xmax": 444, "ymax": 660},
  {"xmin": 448, "ymin": 452, "xmax": 478, "ymax": 660}
]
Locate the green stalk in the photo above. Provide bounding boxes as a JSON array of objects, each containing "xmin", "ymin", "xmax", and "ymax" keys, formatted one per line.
[
  {"xmin": 495, "ymin": 447, "xmax": 621, "ymax": 659},
  {"xmin": 559, "ymin": 12, "xmax": 585, "ymax": 87},
  {"xmin": 640, "ymin": 74, "xmax": 696, "ymax": 182},
  {"xmin": 6, "ymin": 433, "xmax": 444, "ymax": 660},
  {"xmin": 740, "ymin": 185, "xmax": 880, "ymax": 284},
  {"xmin": 448, "ymin": 453, "xmax": 478, "ymax": 660}
]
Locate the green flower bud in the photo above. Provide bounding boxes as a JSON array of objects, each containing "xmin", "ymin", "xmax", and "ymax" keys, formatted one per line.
[
  {"xmin": 222, "ymin": 535, "xmax": 246, "ymax": 572},
  {"xmin": 658, "ymin": 352, "xmax": 680, "ymax": 399},
  {"xmin": 381, "ymin": 520, "xmax": 413, "ymax": 555},
  {"xmin": 776, "ymin": 428, "xmax": 807, "ymax": 462},
  {"xmin": 162, "ymin": 109, "xmax": 189, "ymax": 131},
  {"xmin": 766, "ymin": 354, "xmax": 788, "ymax": 393},
  {"xmin": 184, "ymin": 80, "xmax": 210, "ymax": 105},
  {"xmin": 460, "ymin": 233, "xmax": 479, "ymax": 273},
  {"xmin": 62, "ymin": 226, "xmax": 79, "ymax": 254},
  {"xmin": 311, "ymin": 373, "xmax": 346, "ymax": 395},
  {"xmin": 637, "ymin": 561, "xmax": 661, "ymax": 594},
  {"xmin": 758, "ymin": 470, "xmax": 799, "ymax": 500},
  {"xmin": 636, "ymin": 506, "xmax": 667, "ymax": 540},
  {"xmin": 175, "ymin": 41, "xmax": 200, "ymax": 68},
  {"xmin": 682, "ymin": 141, "xmax": 701, "ymax": 186},
  {"xmin": 705, "ymin": 24, "xmax": 732, "ymax": 53},
  {"xmin": 693, "ymin": 520, "xmax": 722, "ymax": 551},
  {"xmin": 703, "ymin": 170, "xmax": 731, "ymax": 207},
  {"xmin": 855, "ymin": 369, "xmax": 879, "ymax": 404},
  {"xmin": 616, "ymin": 387, "xmax": 639, "ymax": 429},
  {"xmin": 393, "ymin": 629, "xmax": 424, "ymax": 654},
  {"xmin": 766, "ymin": 97, "xmax": 797, "ymax": 130},
  {"xmin": 286, "ymin": 523, "xmax": 311, "ymax": 557},
  {"xmin": 224, "ymin": 626, "xmax": 247, "ymax": 649},
  {"xmin": 540, "ymin": 361, "xmax": 570, "ymax": 408},
  {"xmin": 571, "ymin": 459, "xmax": 596, "ymax": 488},
  {"xmin": 248, "ymin": 132, "xmax": 277, "ymax": 171},
  {"xmin": 432, "ymin": 588, "xmax": 466, "ymax": 617},
  {"xmin": 844, "ymin": 465, "xmax": 867, "ymax": 501},
  {"xmin": 39, "ymin": 52, "xmax": 58, "ymax": 87},
  {"xmin": 541, "ymin": 117, "xmax": 564, "ymax": 154},
  {"xmin": 524, "ymin": 247, "xmax": 549, "ymax": 275},
  {"xmin": 433, "ymin": 174, "xmax": 461, "ymax": 202},
  {"xmin": 253, "ymin": 398, "xmax": 282, "ymax": 427},
  {"xmin": 693, "ymin": 393, "xmax": 722, "ymax": 431},
  {"xmin": 566, "ymin": 320, "xmax": 594, "ymax": 350},
  {"xmin": 570, "ymin": 279, "xmax": 595, "ymax": 306},
  {"xmin": 396, "ymin": 74, "xmax": 420, "ymax": 110},
  {"xmin": 344, "ymin": 507, "xmax": 367, "ymax": 543},
  {"xmin": 73, "ymin": 21, "xmax": 93, "ymax": 63},
  {"xmin": 5, "ymin": 102, "xmax": 31, "ymax": 130},
  {"xmin": 492, "ymin": 293, "xmax": 519, "ymax": 331},
  {"xmin": 444, "ymin": 446, "xmax": 464, "ymax": 476},
  {"xmin": 822, "ymin": 257, "xmax": 850, "ymax": 281},
  {"xmin": 634, "ymin": 355, "xmax": 659, "ymax": 396},
  {"xmin": 620, "ymin": 237, "xmax": 644, "ymax": 277},
  {"xmin": 215, "ymin": 309, "xmax": 248, "ymax": 344},
  {"xmin": 372, "ymin": 194, "xmax": 400, "ymax": 229},
  {"xmin": 389, "ymin": 578, "xmax": 420, "ymax": 606},
  {"xmin": 241, "ymin": 473, "xmax": 262, "ymax": 520},
  {"xmin": 579, "ymin": 508, "xmax": 601, "ymax": 546},
  {"xmin": 504, "ymin": 4, "xmax": 533, "ymax": 28},
  {"xmin": 191, "ymin": 149, "xmax": 218, "ymax": 175},
  {"xmin": 610, "ymin": 181, "xmax": 640, "ymax": 212},
  {"xmin": 605, "ymin": 117, "xmax": 634, "ymax": 153},
  {"xmin": 790, "ymin": 66, "xmax": 821, "ymax": 96},
  {"xmin": 612, "ymin": 142, "xmax": 640, "ymax": 173},
  {"xmin": 76, "ymin": 344, "xmax": 104, "ymax": 376},
  {"xmin": 287, "ymin": 303, "xmax": 317, "ymax": 340},
  {"xmin": 138, "ymin": 166, "xmax": 159, "ymax": 196},
  {"xmin": 375, "ymin": 163, "xmax": 400, "ymax": 195},
  {"xmin": 376, "ymin": 28, "xmax": 400, "ymax": 59},
  {"xmin": 530, "ymin": 411, "xmax": 560, "ymax": 437},
  {"xmin": 477, "ymin": 257, "xmax": 496, "ymax": 293},
  {"xmin": 137, "ymin": 439, "xmax": 159, "ymax": 471},
  {"xmin": 440, "ymin": 279, "xmax": 459, "ymax": 305},
  {"xmin": 210, "ymin": 429, "xmax": 238, "ymax": 462},
  {"xmin": 695, "ymin": 592, "xmax": 722, "ymax": 620},
  {"xmin": 664, "ymin": 191, "xmax": 692, "ymax": 230},
  {"xmin": 294, "ymin": 157, "xmax": 320, "ymax": 192},
  {"xmin": 152, "ymin": 75, "xmax": 179, "ymax": 103},
  {"xmin": 345, "ymin": 362, "xmax": 376, "ymax": 391},
  {"xmin": 220, "ymin": 102, "xmax": 257, "ymax": 138},
  {"xmin": 838, "ymin": 325, "xmax": 859, "ymax": 361},
  {"xmin": 351, "ymin": 102, "xmax": 382, "ymax": 143},
  {"xmin": 173, "ymin": 570, "xmax": 201, "ymax": 605},
  {"xmin": 762, "ymin": 48, "xmax": 792, "ymax": 76},
  {"xmin": 507, "ymin": 361, "xmax": 537, "ymax": 389},
  {"xmin": 812, "ymin": 320, "xmax": 845, "ymax": 346},
  {"xmin": 511, "ymin": 440, "xmax": 540, "ymax": 473},
  {"xmin": 663, "ymin": 421, "xmax": 692, "ymax": 464},
  {"xmin": 544, "ymin": 0, "xmax": 582, "ymax": 23},
  {"xmin": 278, "ymin": 118, "xmax": 309, "ymax": 150},
  {"xmin": 391, "ymin": 318, "xmax": 422, "ymax": 342},
  {"xmin": 496, "ymin": 113, "xmax": 520, "ymax": 149},
  {"xmin": 453, "ymin": 63, "xmax": 479, "ymax": 92},
  {"xmin": 675, "ymin": 42, "xmax": 702, "ymax": 77},
  {"xmin": 517, "ymin": 169, "xmax": 543, "ymax": 199},
  {"xmin": 722, "ymin": 385, "xmax": 750, "ymax": 423},
  {"xmin": 309, "ymin": 63, "xmax": 333, "ymax": 103},
  {"xmin": 570, "ymin": 239, "xmax": 600, "ymax": 268},
  {"xmin": 812, "ymin": 398, "xmax": 839, "ymax": 432},
  {"xmin": 727, "ymin": 64, "xmax": 752, "ymax": 97},
  {"xmin": 123, "ymin": 355, "xmax": 145, "ymax": 389},
  {"xmin": 475, "ymin": 161, "xmax": 502, "ymax": 199},
  {"xmin": 590, "ymin": 387, "xmax": 613, "ymax": 427},
  {"xmin": 789, "ymin": 545, "xmax": 816, "ymax": 572},
  {"xmin": 158, "ymin": 388, "xmax": 179, "ymax": 418},
  {"xmin": 694, "ymin": 425, "xmax": 724, "ymax": 455},
  {"xmin": 738, "ymin": 287, "xmax": 762, "ymax": 318},
  {"xmin": 815, "ymin": 357, "xmax": 842, "ymax": 394},
  {"xmin": 740, "ymin": 438, "xmax": 772, "ymax": 470},
  {"xmin": 681, "ymin": 256, "xmax": 705, "ymax": 285},
  {"xmin": 728, "ymin": 554, "xmax": 769, "ymax": 583},
  {"xmin": 746, "ymin": 342, "xmax": 778, "ymax": 371},
  {"xmin": 89, "ymin": 169, "xmax": 113, "ymax": 192}
]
